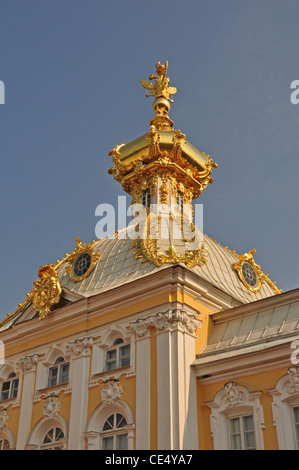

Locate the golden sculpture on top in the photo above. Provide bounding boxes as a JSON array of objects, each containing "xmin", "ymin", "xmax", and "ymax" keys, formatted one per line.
[{"xmin": 140, "ymin": 61, "xmax": 177, "ymax": 102}]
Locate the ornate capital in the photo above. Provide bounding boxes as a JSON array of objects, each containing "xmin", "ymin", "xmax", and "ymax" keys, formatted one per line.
[
  {"xmin": 130, "ymin": 308, "xmax": 201, "ymax": 337},
  {"xmin": 19, "ymin": 354, "xmax": 39, "ymax": 372},
  {"xmin": 43, "ymin": 395, "xmax": 61, "ymax": 419},
  {"xmin": 68, "ymin": 337, "xmax": 94, "ymax": 357},
  {"xmin": 101, "ymin": 380, "xmax": 123, "ymax": 405},
  {"xmin": 154, "ymin": 309, "xmax": 201, "ymax": 334},
  {"xmin": 130, "ymin": 318, "xmax": 152, "ymax": 338}
]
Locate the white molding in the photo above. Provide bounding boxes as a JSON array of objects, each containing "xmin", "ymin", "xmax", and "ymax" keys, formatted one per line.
[
  {"xmin": 27, "ymin": 415, "xmax": 68, "ymax": 449},
  {"xmin": 268, "ymin": 366, "xmax": 299, "ymax": 449},
  {"xmin": 85, "ymin": 400, "xmax": 135, "ymax": 450},
  {"xmin": 206, "ymin": 381, "xmax": 264, "ymax": 450},
  {"xmin": 195, "ymin": 338, "xmax": 299, "ymax": 384}
]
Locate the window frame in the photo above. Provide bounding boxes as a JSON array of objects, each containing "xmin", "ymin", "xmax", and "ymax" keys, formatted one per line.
[
  {"xmin": 176, "ymin": 191, "xmax": 184, "ymax": 213},
  {"xmin": 101, "ymin": 412, "xmax": 128, "ymax": 450},
  {"xmin": 228, "ymin": 413, "xmax": 256, "ymax": 450},
  {"xmin": 40, "ymin": 426, "xmax": 66, "ymax": 450},
  {"xmin": 47, "ymin": 357, "xmax": 69, "ymax": 388},
  {"xmin": 142, "ymin": 189, "xmax": 151, "ymax": 209},
  {"xmin": 206, "ymin": 381, "xmax": 264, "ymax": 450},
  {"xmin": 105, "ymin": 339, "xmax": 131, "ymax": 372},
  {"xmin": 0, "ymin": 372, "xmax": 19, "ymax": 402}
]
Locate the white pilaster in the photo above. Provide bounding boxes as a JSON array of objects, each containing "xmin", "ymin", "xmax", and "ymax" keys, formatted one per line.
[
  {"xmin": 68, "ymin": 337, "xmax": 93, "ymax": 450},
  {"xmin": 16, "ymin": 354, "xmax": 39, "ymax": 450},
  {"xmin": 155, "ymin": 307, "xmax": 201, "ymax": 450},
  {"xmin": 130, "ymin": 319, "xmax": 151, "ymax": 450}
]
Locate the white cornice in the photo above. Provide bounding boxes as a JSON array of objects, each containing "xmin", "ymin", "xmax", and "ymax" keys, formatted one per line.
[{"xmin": 0, "ymin": 265, "xmax": 247, "ymax": 355}]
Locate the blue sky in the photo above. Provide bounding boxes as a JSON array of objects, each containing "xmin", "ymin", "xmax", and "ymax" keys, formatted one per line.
[{"xmin": 0, "ymin": 0, "xmax": 298, "ymax": 320}]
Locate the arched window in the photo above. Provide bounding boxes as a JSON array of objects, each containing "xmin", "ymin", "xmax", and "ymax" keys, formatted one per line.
[
  {"xmin": 142, "ymin": 189, "xmax": 151, "ymax": 209},
  {"xmin": 0, "ymin": 438, "xmax": 10, "ymax": 450},
  {"xmin": 0, "ymin": 372, "xmax": 19, "ymax": 401},
  {"xmin": 101, "ymin": 413, "xmax": 128, "ymax": 450},
  {"xmin": 48, "ymin": 357, "xmax": 69, "ymax": 388},
  {"xmin": 176, "ymin": 191, "xmax": 184, "ymax": 213},
  {"xmin": 41, "ymin": 426, "xmax": 65, "ymax": 450},
  {"xmin": 0, "ymin": 427, "xmax": 13, "ymax": 451},
  {"xmin": 105, "ymin": 339, "xmax": 130, "ymax": 371}
]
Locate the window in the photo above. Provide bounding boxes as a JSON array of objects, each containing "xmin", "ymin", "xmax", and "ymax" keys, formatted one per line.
[
  {"xmin": 270, "ymin": 367, "xmax": 299, "ymax": 449},
  {"xmin": 176, "ymin": 191, "xmax": 184, "ymax": 213},
  {"xmin": 142, "ymin": 189, "xmax": 151, "ymax": 209},
  {"xmin": 105, "ymin": 339, "xmax": 130, "ymax": 371},
  {"xmin": 48, "ymin": 357, "xmax": 69, "ymax": 387},
  {"xmin": 72, "ymin": 252, "xmax": 92, "ymax": 278},
  {"xmin": 1, "ymin": 372, "xmax": 19, "ymax": 401},
  {"xmin": 41, "ymin": 427, "xmax": 64, "ymax": 450},
  {"xmin": 207, "ymin": 381, "xmax": 264, "ymax": 449},
  {"xmin": 229, "ymin": 415, "xmax": 256, "ymax": 450},
  {"xmin": 0, "ymin": 438, "xmax": 10, "ymax": 450},
  {"xmin": 101, "ymin": 413, "xmax": 128, "ymax": 450}
]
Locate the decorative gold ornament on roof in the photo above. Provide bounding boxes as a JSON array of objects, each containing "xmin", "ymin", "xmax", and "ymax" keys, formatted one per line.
[
  {"xmin": 0, "ymin": 236, "xmax": 101, "ymax": 325},
  {"xmin": 31, "ymin": 265, "xmax": 62, "ymax": 319},
  {"xmin": 64, "ymin": 236, "xmax": 100, "ymax": 282},
  {"xmin": 234, "ymin": 249, "xmax": 282, "ymax": 294},
  {"xmin": 140, "ymin": 61, "xmax": 177, "ymax": 103},
  {"xmin": 141, "ymin": 61, "xmax": 177, "ymax": 131}
]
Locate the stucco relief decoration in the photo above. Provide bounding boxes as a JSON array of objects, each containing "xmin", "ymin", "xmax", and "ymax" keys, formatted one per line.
[
  {"xmin": 101, "ymin": 380, "xmax": 123, "ymax": 405},
  {"xmin": 19, "ymin": 354, "xmax": 39, "ymax": 372},
  {"xmin": 69, "ymin": 337, "xmax": 94, "ymax": 357},
  {"xmin": 130, "ymin": 318, "xmax": 151, "ymax": 338},
  {"xmin": 154, "ymin": 309, "xmax": 201, "ymax": 334},
  {"xmin": 287, "ymin": 366, "xmax": 299, "ymax": 394},
  {"xmin": 130, "ymin": 308, "xmax": 201, "ymax": 337},
  {"xmin": 0, "ymin": 409, "xmax": 9, "ymax": 428},
  {"xmin": 43, "ymin": 395, "xmax": 61, "ymax": 419},
  {"xmin": 223, "ymin": 382, "xmax": 247, "ymax": 407}
]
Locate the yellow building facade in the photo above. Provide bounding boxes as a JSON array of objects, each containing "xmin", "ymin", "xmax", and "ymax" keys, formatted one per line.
[{"xmin": 0, "ymin": 62, "xmax": 298, "ymax": 451}]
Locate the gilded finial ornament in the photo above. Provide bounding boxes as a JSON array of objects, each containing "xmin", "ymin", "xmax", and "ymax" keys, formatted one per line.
[{"xmin": 140, "ymin": 61, "xmax": 177, "ymax": 103}]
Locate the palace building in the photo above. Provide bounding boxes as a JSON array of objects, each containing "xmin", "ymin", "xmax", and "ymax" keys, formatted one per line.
[{"xmin": 0, "ymin": 61, "xmax": 299, "ymax": 451}]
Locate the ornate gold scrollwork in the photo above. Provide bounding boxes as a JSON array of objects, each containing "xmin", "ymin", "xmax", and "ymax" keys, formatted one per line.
[
  {"xmin": 31, "ymin": 265, "xmax": 62, "ymax": 319},
  {"xmin": 133, "ymin": 212, "xmax": 208, "ymax": 268},
  {"xmin": 234, "ymin": 249, "xmax": 282, "ymax": 294},
  {"xmin": 64, "ymin": 237, "xmax": 100, "ymax": 282}
]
